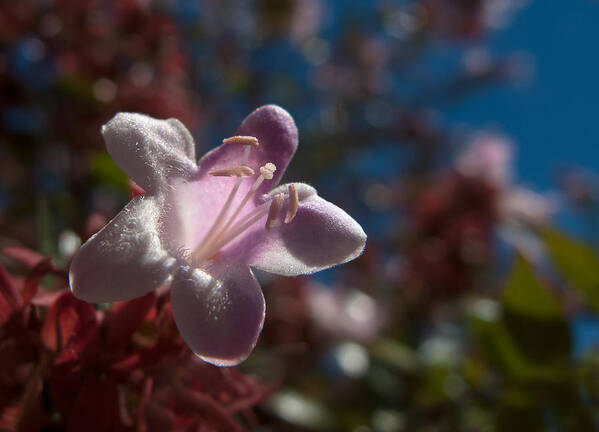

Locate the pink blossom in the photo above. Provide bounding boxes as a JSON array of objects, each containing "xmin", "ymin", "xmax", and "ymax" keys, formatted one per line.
[
  {"xmin": 456, "ymin": 132, "xmax": 513, "ymax": 187},
  {"xmin": 456, "ymin": 132, "xmax": 558, "ymax": 262},
  {"xmin": 307, "ymin": 282, "xmax": 384, "ymax": 343},
  {"xmin": 457, "ymin": 132, "xmax": 556, "ymax": 225},
  {"xmin": 500, "ymin": 187, "xmax": 558, "ymax": 226},
  {"xmin": 69, "ymin": 105, "xmax": 366, "ymax": 366}
]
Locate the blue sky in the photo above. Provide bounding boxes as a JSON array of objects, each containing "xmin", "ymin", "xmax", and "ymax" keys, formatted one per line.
[{"xmin": 445, "ymin": 1, "xmax": 599, "ymax": 190}]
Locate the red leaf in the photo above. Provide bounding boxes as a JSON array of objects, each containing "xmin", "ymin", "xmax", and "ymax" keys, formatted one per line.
[
  {"xmin": 48, "ymin": 367, "xmax": 83, "ymax": 418},
  {"xmin": 30, "ymin": 289, "xmax": 63, "ymax": 307},
  {"xmin": 2, "ymin": 246, "xmax": 45, "ymax": 268},
  {"xmin": 173, "ymin": 385, "xmax": 247, "ymax": 432},
  {"xmin": 0, "ymin": 263, "xmax": 20, "ymax": 324},
  {"xmin": 111, "ymin": 353, "xmax": 141, "ymax": 372},
  {"xmin": 136, "ymin": 379, "xmax": 154, "ymax": 432},
  {"xmin": 0, "ymin": 405, "xmax": 19, "ymax": 431},
  {"xmin": 141, "ymin": 398, "xmax": 174, "ymax": 432},
  {"xmin": 0, "ymin": 295, "xmax": 14, "ymax": 326},
  {"xmin": 15, "ymin": 362, "xmax": 45, "ymax": 432},
  {"xmin": 0, "ymin": 263, "xmax": 19, "ymax": 307},
  {"xmin": 66, "ymin": 375, "xmax": 125, "ymax": 432},
  {"xmin": 41, "ymin": 291, "xmax": 97, "ymax": 352},
  {"xmin": 107, "ymin": 292, "xmax": 155, "ymax": 351},
  {"xmin": 54, "ymin": 347, "xmax": 80, "ymax": 366},
  {"xmin": 22, "ymin": 258, "xmax": 56, "ymax": 306}
]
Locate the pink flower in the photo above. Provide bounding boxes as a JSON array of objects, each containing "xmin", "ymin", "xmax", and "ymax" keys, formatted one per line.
[
  {"xmin": 456, "ymin": 132, "xmax": 557, "ymax": 226},
  {"xmin": 456, "ymin": 132, "xmax": 558, "ymax": 262},
  {"xmin": 456, "ymin": 132, "xmax": 513, "ymax": 187},
  {"xmin": 307, "ymin": 282, "xmax": 385, "ymax": 343},
  {"xmin": 69, "ymin": 105, "xmax": 366, "ymax": 366}
]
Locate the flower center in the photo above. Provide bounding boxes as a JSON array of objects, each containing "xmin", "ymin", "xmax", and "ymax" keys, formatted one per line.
[{"xmin": 189, "ymin": 136, "xmax": 298, "ymax": 266}]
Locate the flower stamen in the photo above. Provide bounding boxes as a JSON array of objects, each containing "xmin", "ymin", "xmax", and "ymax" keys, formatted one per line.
[
  {"xmin": 192, "ymin": 162, "xmax": 277, "ymax": 264},
  {"xmin": 260, "ymin": 163, "xmax": 276, "ymax": 179},
  {"xmin": 209, "ymin": 166, "xmax": 255, "ymax": 177},
  {"xmin": 222, "ymin": 135, "xmax": 259, "ymax": 147},
  {"xmin": 266, "ymin": 193, "xmax": 284, "ymax": 230},
  {"xmin": 213, "ymin": 163, "xmax": 277, "ymax": 239},
  {"xmin": 192, "ymin": 144, "xmax": 255, "ymax": 262},
  {"xmin": 206, "ymin": 207, "xmax": 271, "ymax": 256},
  {"xmin": 285, "ymin": 184, "xmax": 299, "ymax": 223}
]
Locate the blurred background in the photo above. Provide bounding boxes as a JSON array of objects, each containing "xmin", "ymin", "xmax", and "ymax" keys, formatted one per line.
[{"xmin": 2, "ymin": 0, "xmax": 599, "ymax": 431}]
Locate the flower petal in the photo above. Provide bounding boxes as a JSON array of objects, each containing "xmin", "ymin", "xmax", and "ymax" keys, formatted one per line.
[
  {"xmin": 197, "ymin": 105, "xmax": 298, "ymax": 197},
  {"xmin": 246, "ymin": 184, "xmax": 367, "ymax": 276},
  {"xmin": 69, "ymin": 196, "xmax": 175, "ymax": 303},
  {"xmin": 170, "ymin": 262, "xmax": 265, "ymax": 366},
  {"xmin": 102, "ymin": 112, "xmax": 197, "ymax": 193}
]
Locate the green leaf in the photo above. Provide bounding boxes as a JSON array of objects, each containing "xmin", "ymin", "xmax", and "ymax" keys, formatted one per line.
[
  {"xmin": 472, "ymin": 257, "xmax": 570, "ymax": 383},
  {"xmin": 370, "ymin": 338, "xmax": 421, "ymax": 374},
  {"xmin": 37, "ymin": 197, "xmax": 55, "ymax": 256},
  {"xmin": 502, "ymin": 256, "xmax": 571, "ymax": 370},
  {"xmin": 54, "ymin": 75, "xmax": 97, "ymax": 105},
  {"xmin": 90, "ymin": 151, "xmax": 128, "ymax": 190},
  {"xmin": 497, "ymin": 389, "xmax": 545, "ymax": 432},
  {"xmin": 542, "ymin": 228, "xmax": 599, "ymax": 312},
  {"xmin": 472, "ymin": 318, "xmax": 563, "ymax": 384},
  {"xmin": 502, "ymin": 256, "xmax": 561, "ymax": 319}
]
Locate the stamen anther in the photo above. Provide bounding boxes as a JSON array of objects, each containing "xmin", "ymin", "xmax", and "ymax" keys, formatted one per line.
[
  {"xmin": 266, "ymin": 193, "xmax": 284, "ymax": 230},
  {"xmin": 285, "ymin": 184, "xmax": 299, "ymax": 223},
  {"xmin": 260, "ymin": 163, "xmax": 276, "ymax": 180},
  {"xmin": 209, "ymin": 166, "xmax": 255, "ymax": 177},
  {"xmin": 222, "ymin": 136, "xmax": 259, "ymax": 147}
]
